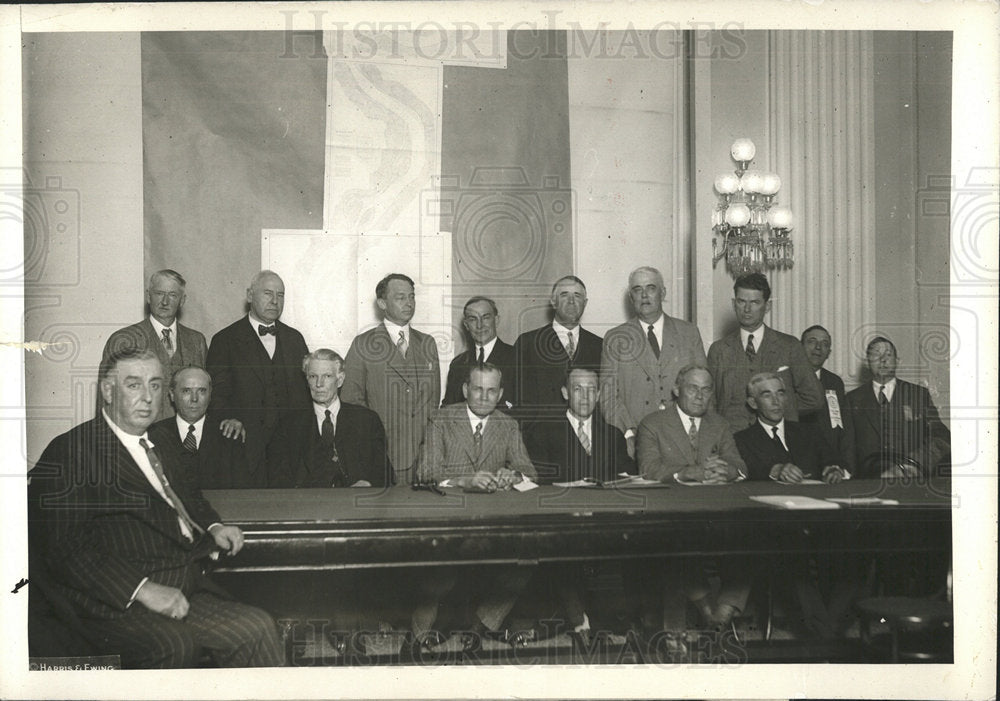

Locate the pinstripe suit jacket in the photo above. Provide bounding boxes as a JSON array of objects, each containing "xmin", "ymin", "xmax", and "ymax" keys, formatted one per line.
[
  {"xmin": 600, "ymin": 315, "xmax": 707, "ymax": 434},
  {"xmin": 28, "ymin": 417, "xmax": 224, "ymax": 620},
  {"xmin": 415, "ymin": 403, "xmax": 537, "ymax": 484},
  {"xmin": 102, "ymin": 318, "xmax": 208, "ymax": 419}
]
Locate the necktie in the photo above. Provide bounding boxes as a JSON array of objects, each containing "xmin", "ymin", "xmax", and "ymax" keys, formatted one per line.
[
  {"xmin": 473, "ymin": 422, "xmax": 483, "ymax": 459},
  {"xmin": 688, "ymin": 417, "xmax": 698, "ymax": 450},
  {"xmin": 579, "ymin": 420, "xmax": 591, "ymax": 455},
  {"xmin": 566, "ymin": 331, "xmax": 576, "ymax": 359},
  {"xmin": 321, "ymin": 409, "xmax": 335, "ymax": 443},
  {"xmin": 771, "ymin": 425, "xmax": 785, "ymax": 451},
  {"xmin": 139, "ymin": 438, "xmax": 203, "ymax": 540},
  {"xmin": 258, "ymin": 324, "xmax": 276, "ymax": 336},
  {"xmin": 397, "ymin": 330, "xmax": 408, "ymax": 358},
  {"xmin": 477, "ymin": 346, "xmax": 485, "ymax": 364},
  {"xmin": 878, "ymin": 385, "xmax": 888, "ymax": 407},
  {"xmin": 183, "ymin": 423, "xmax": 198, "ymax": 453},
  {"xmin": 647, "ymin": 324, "xmax": 660, "ymax": 359},
  {"xmin": 746, "ymin": 333, "xmax": 756, "ymax": 363},
  {"xmin": 161, "ymin": 328, "xmax": 173, "ymax": 355}
]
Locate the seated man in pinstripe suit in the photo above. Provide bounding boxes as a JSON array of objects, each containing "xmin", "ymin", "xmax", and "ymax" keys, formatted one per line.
[
  {"xmin": 411, "ymin": 363, "xmax": 537, "ymax": 651},
  {"xmin": 28, "ymin": 348, "xmax": 284, "ymax": 668}
]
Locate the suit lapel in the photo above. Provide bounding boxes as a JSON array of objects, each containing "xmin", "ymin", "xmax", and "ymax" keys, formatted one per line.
[
  {"xmin": 632, "ymin": 319, "xmax": 657, "ymax": 380},
  {"xmin": 658, "ymin": 316, "xmax": 679, "ymax": 366},
  {"xmin": 857, "ymin": 385, "xmax": 882, "ymax": 433},
  {"xmin": 140, "ymin": 318, "xmax": 170, "ymax": 366},
  {"xmin": 664, "ymin": 408, "xmax": 696, "ymax": 463},
  {"xmin": 236, "ymin": 319, "xmax": 268, "ymax": 383}
]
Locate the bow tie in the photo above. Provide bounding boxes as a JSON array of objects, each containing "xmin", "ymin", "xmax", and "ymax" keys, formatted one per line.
[{"xmin": 258, "ymin": 324, "xmax": 276, "ymax": 336}]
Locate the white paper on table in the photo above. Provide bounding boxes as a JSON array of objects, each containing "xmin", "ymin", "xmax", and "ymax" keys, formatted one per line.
[
  {"xmin": 749, "ymin": 495, "xmax": 842, "ymax": 509},
  {"xmin": 826, "ymin": 497, "xmax": 899, "ymax": 506},
  {"xmin": 771, "ymin": 478, "xmax": 827, "ymax": 486},
  {"xmin": 513, "ymin": 479, "xmax": 539, "ymax": 492}
]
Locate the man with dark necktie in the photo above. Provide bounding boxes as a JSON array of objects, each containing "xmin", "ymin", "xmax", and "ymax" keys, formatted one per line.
[
  {"xmin": 601, "ymin": 266, "xmax": 706, "ymax": 458},
  {"xmin": 443, "ymin": 296, "xmax": 517, "ymax": 410},
  {"xmin": 513, "ymin": 275, "xmax": 603, "ymax": 423},
  {"xmin": 293, "ymin": 349, "xmax": 392, "ymax": 488},
  {"xmin": 206, "ymin": 270, "xmax": 311, "ymax": 487},
  {"xmin": 707, "ymin": 272, "xmax": 824, "ymax": 433},
  {"xmin": 845, "ymin": 336, "xmax": 950, "ymax": 477},
  {"xmin": 149, "ymin": 367, "xmax": 251, "ymax": 489},
  {"xmin": 28, "ymin": 348, "xmax": 284, "ymax": 668},
  {"xmin": 102, "ymin": 269, "xmax": 208, "ymax": 420}
]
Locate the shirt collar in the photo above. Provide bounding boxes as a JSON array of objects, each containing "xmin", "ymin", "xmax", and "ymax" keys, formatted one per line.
[
  {"xmin": 872, "ymin": 377, "xmax": 897, "ymax": 399},
  {"xmin": 248, "ymin": 313, "xmax": 275, "ymax": 331},
  {"xmin": 815, "ymin": 368, "xmax": 823, "ymax": 379},
  {"xmin": 174, "ymin": 414, "xmax": 206, "ymax": 439},
  {"xmin": 676, "ymin": 403, "xmax": 701, "ymax": 428},
  {"xmin": 638, "ymin": 313, "xmax": 664, "ymax": 336},
  {"xmin": 148, "ymin": 316, "xmax": 177, "ymax": 337},
  {"xmin": 566, "ymin": 409, "xmax": 593, "ymax": 434},
  {"xmin": 551, "ymin": 320, "xmax": 581, "ymax": 346},
  {"xmin": 466, "ymin": 405, "xmax": 491, "ymax": 431},
  {"xmin": 758, "ymin": 417, "xmax": 785, "ymax": 436},
  {"xmin": 477, "ymin": 336, "xmax": 498, "ymax": 359},
  {"xmin": 740, "ymin": 325, "xmax": 766, "ymax": 350},
  {"xmin": 313, "ymin": 396, "xmax": 341, "ymax": 420},
  {"xmin": 102, "ymin": 408, "xmax": 149, "ymax": 449},
  {"xmin": 383, "ymin": 319, "xmax": 410, "ymax": 342}
]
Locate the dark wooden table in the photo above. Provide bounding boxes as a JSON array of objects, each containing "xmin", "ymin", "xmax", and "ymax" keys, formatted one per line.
[{"xmin": 205, "ymin": 478, "xmax": 952, "ymax": 572}]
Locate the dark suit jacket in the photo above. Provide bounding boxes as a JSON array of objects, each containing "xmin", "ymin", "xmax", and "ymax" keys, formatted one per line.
[
  {"xmin": 102, "ymin": 318, "xmax": 208, "ymax": 419},
  {"xmin": 524, "ymin": 409, "xmax": 635, "ymax": 484},
  {"xmin": 513, "ymin": 324, "xmax": 603, "ymax": 421},
  {"xmin": 600, "ymin": 315, "xmax": 707, "ymax": 433},
  {"xmin": 341, "ymin": 324, "xmax": 441, "ymax": 481},
  {"xmin": 707, "ymin": 326, "xmax": 825, "ymax": 433},
  {"xmin": 734, "ymin": 419, "xmax": 838, "ymax": 481},
  {"xmin": 149, "ymin": 413, "xmax": 252, "ymax": 490},
  {"xmin": 292, "ymin": 401, "xmax": 393, "ymax": 488},
  {"xmin": 206, "ymin": 316, "xmax": 311, "ymax": 484},
  {"xmin": 415, "ymin": 403, "xmax": 537, "ymax": 483},
  {"xmin": 798, "ymin": 368, "xmax": 856, "ymax": 474},
  {"xmin": 28, "ymin": 417, "xmax": 225, "ymax": 620},
  {"xmin": 845, "ymin": 378, "xmax": 951, "ymax": 477},
  {"xmin": 443, "ymin": 338, "xmax": 517, "ymax": 409},
  {"xmin": 637, "ymin": 404, "xmax": 745, "ymax": 482}
]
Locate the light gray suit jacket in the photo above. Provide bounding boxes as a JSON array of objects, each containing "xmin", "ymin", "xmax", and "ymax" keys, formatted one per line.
[
  {"xmin": 706, "ymin": 326, "xmax": 825, "ymax": 433},
  {"xmin": 637, "ymin": 404, "xmax": 745, "ymax": 482},
  {"xmin": 601, "ymin": 315, "xmax": 706, "ymax": 434},
  {"xmin": 341, "ymin": 324, "xmax": 440, "ymax": 481},
  {"xmin": 416, "ymin": 403, "xmax": 536, "ymax": 484}
]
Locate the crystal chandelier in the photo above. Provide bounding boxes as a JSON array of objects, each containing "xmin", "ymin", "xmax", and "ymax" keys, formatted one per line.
[{"xmin": 711, "ymin": 138, "xmax": 795, "ymax": 276}]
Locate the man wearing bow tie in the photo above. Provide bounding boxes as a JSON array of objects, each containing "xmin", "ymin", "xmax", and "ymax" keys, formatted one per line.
[
  {"xmin": 206, "ymin": 270, "xmax": 310, "ymax": 487},
  {"xmin": 28, "ymin": 349, "xmax": 284, "ymax": 668},
  {"xmin": 341, "ymin": 273, "xmax": 441, "ymax": 483},
  {"xmin": 102, "ymin": 269, "xmax": 208, "ymax": 420},
  {"xmin": 149, "ymin": 367, "xmax": 251, "ymax": 489}
]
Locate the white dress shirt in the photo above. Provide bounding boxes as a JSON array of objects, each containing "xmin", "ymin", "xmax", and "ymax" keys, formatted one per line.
[
  {"xmin": 567, "ymin": 410, "xmax": 594, "ymax": 447},
  {"xmin": 466, "ymin": 405, "xmax": 491, "ymax": 432},
  {"xmin": 551, "ymin": 320, "xmax": 581, "ymax": 355},
  {"xmin": 642, "ymin": 313, "xmax": 665, "ymax": 351},
  {"xmin": 872, "ymin": 377, "xmax": 897, "ymax": 402},
  {"xmin": 149, "ymin": 316, "xmax": 178, "ymax": 355},
  {"xmin": 248, "ymin": 313, "xmax": 276, "ymax": 358},
  {"xmin": 759, "ymin": 417, "xmax": 788, "ymax": 451},
  {"xmin": 475, "ymin": 336, "xmax": 498, "ymax": 362},
  {"xmin": 740, "ymin": 324, "xmax": 766, "ymax": 353},
  {"xmin": 383, "ymin": 319, "xmax": 411, "ymax": 350},
  {"xmin": 174, "ymin": 414, "xmax": 205, "ymax": 449},
  {"xmin": 313, "ymin": 396, "xmax": 341, "ymax": 434},
  {"xmin": 676, "ymin": 404, "xmax": 702, "ymax": 435}
]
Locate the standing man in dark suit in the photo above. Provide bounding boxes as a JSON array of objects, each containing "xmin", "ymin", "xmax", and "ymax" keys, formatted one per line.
[
  {"xmin": 800, "ymin": 324, "xmax": 856, "ymax": 473},
  {"xmin": 294, "ymin": 348, "xmax": 392, "ymax": 488},
  {"xmin": 707, "ymin": 272, "xmax": 824, "ymax": 432},
  {"xmin": 206, "ymin": 270, "xmax": 311, "ymax": 487},
  {"xmin": 342, "ymin": 273, "xmax": 441, "ymax": 483},
  {"xmin": 149, "ymin": 367, "xmax": 251, "ymax": 489},
  {"xmin": 601, "ymin": 266, "xmax": 706, "ymax": 458},
  {"xmin": 525, "ymin": 367, "xmax": 634, "ymax": 484},
  {"xmin": 102, "ymin": 269, "xmax": 208, "ymax": 420},
  {"xmin": 443, "ymin": 296, "xmax": 516, "ymax": 410},
  {"xmin": 513, "ymin": 275, "xmax": 602, "ymax": 423},
  {"xmin": 28, "ymin": 348, "xmax": 284, "ymax": 668},
  {"xmin": 846, "ymin": 336, "xmax": 951, "ymax": 477},
  {"xmin": 735, "ymin": 372, "xmax": 846, "ymax": 483}
]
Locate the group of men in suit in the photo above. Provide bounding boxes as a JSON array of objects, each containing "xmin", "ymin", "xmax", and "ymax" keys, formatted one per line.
[{"xmin": 30, "ymin": 262, "xmax": 951, "ymax": 666}]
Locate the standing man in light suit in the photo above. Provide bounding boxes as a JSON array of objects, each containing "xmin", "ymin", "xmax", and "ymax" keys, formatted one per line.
[
  {"xmin": 103, "ymin": 269, "xmax": 208, "ymax": 420},
  {"xmin": 707, "ymin": 273, "xmax": 824, "ymax": 433},
  {"xmin": 601, "ymin": 267, "xmax": 706, "ymax": 458},
  {"xmin": 342, "ymin": 273, "xmax": 441, "ymax": 483}
]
